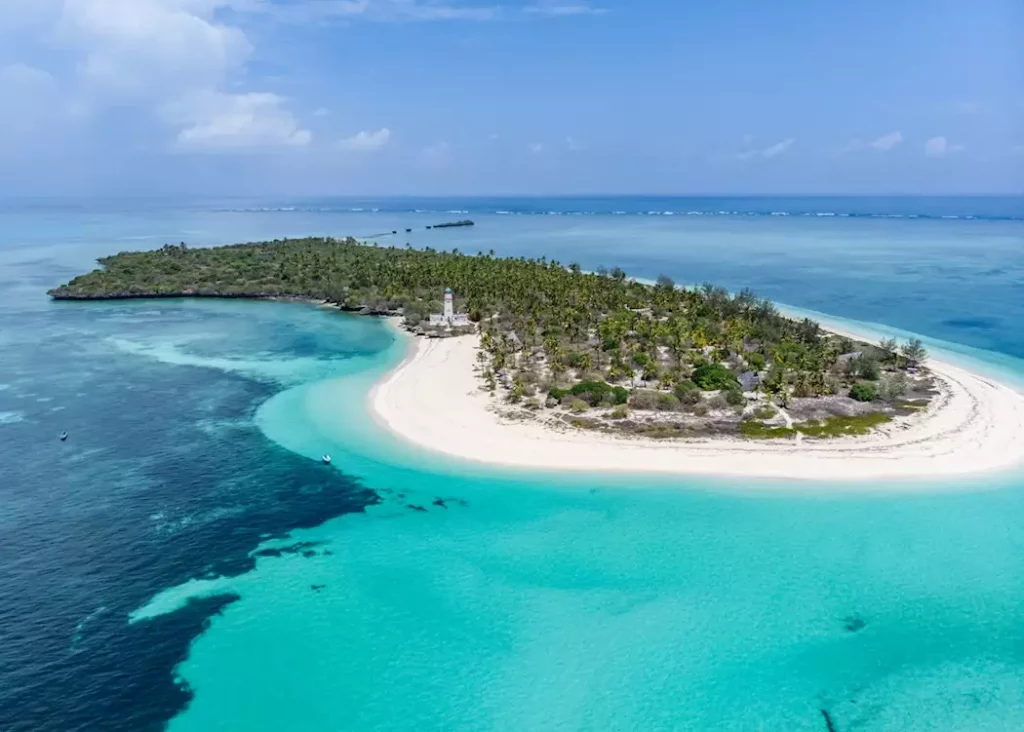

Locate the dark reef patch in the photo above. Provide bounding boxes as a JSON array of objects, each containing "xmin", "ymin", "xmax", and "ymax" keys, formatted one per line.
[
  {"xmin": 941, "ymin": 316, "xmax": 1000, "ymax": 330},
  {"xmin": 0, "ymin": 301, "xmax": 383, "ymax": 732}
]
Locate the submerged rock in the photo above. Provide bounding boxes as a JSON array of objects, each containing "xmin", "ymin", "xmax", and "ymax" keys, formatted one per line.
[{"xmin": 843, "ymin": 615, "xmax": 866, "ymax": 633}]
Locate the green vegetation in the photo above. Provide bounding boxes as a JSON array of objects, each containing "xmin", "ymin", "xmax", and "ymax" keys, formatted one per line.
[
  {"xmin": 795, "ymin": 413, "xmax": 892, "ymax": 437},
  {"xmin": 691, "ymin": 363, "xmax": 740, "ymax": 390},
  {"xmin": 609, "ymin": 405, "xmax": 631, "ymax": 420},
  {"xmin": 849, "ymin": 382, "xmax": 878, "ymax": 402},
  {"xmin": 739, "ymin": 421, "xmax": 797, "ymax": 439},
  {"xmin": 673, "ymin": 380, "xmax": 702, "ymax": 405},
  {"xmin": 569, "ymin": 399, "xmax": 590, "ymax": 414},
  {"xmin": 901, "ymin": 338, "xmax": 928, "ymax": 368},
  {"xmin": 724, "ymin": 387, "xmax": 746, "ymax": 407},
  {"xmin": 549, "ymin": 381, "xmax": 629, "ymax": 406},
  {"xmin": 50, "ymin": 237, "xmax": 931, "ymax": 440},
  {"xmin": 741, "ymin": 413, "xmax": 892, "ymax": 440}
]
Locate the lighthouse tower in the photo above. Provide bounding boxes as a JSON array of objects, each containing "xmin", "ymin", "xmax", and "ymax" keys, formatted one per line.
[{"xmin": 443, "ymin": 287, "xmax": 454, "ymax": 321}]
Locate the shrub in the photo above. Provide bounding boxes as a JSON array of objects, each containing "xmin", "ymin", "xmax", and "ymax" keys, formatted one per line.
[
  {"xmin": 570, "ymin": 399, "xmax": 590, "ymax": 414},
  {"xmin": 566, "ymin": 351, "xmax": 591, "ymax": 369},
  {"xmin": 740, "ymin": 420, "xmax": 796, "ymax": 439},
  {"xmin": 628, "ymin": 389, "xmax": 661, "ymax": 410},
  {"xmin": 691, "ymin": 402, "xmax": 709, "ymax": 417},
  {"xmin": 849, "ymin": 382, "xmax": 878, "ymax": 402},
  {"xmin": 657, "ymin": 393, "xmax": 682, "ymax": 411},
  {"xmin": 551, "ymin": 380, "xmax": 629, "ymax": 407},
  {"xmin": 707, "ymin": 394, "xmax": 728, "ymax": 411},
  {"xmin": 753, "ymin": 405, "xmax": 776, "ymax": 419},
  {"xmin": 746, "ymin": 352, "xmax": 766, "ymax": 371},
  {"xmin": 849, "ymin": 355, "xmax": 881, "ymax": 381},
  {"xmin": 524, "ymin": 397, "xmax": 542, "ymax": 410},
  {"xmin": 691, "ymin": 363, "xmax": 739, "ymax": 391},
  {"xmin": 880, "ymin": 373, "xmax": 909, "ymax": 401},
  {"xmin": 518, "ymin": 370, "xmax": 539, "ymax": 385},
  {"xmin": 673, "ymin": 379, "xmax": 702, "ymax": 405},
  {"xmin": 609, "ymin": 405, "xmax": 630, "ymax": 420},
  {"xmin": 724, "ymin": 388, "xmax": 746, "ymax": 407}
]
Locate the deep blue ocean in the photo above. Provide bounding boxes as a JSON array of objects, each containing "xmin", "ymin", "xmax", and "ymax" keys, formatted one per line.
[{"xmin": 1, "ymin": 196, "xmax": 1023, "ymax": 731}]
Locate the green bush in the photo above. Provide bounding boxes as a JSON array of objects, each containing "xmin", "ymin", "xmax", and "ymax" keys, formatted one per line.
[
  {"xmin": 628, "ymin": 390, "xmax": 661, "ymax": 410},
  {"xmin": 850, "ymin": 355, "xmax": 881, "ymax": 381},
  {"xmin": 691, "ymin": 363, "xmax": 739, "ymax": 391},
  {"xmin": 849, "ymin": 382, "xmax": 878, "ymax": 402},
  {"xmin": 745, "ymin": 352, "xmax": 766, "ymax": 371},
  {"xmin": 753, "ymin": 405, "xmax": 776, "ymax": 419},
  {"xmin": 657, "ymin": 393, "xmax": 682, "ymax": 411},
  {"xmin": 707, "ymin": 394, "xmax": 728, "ymax": 410},
  {"xmin": 724, "ymin": 388, "xmax": 746, "ymax": 406},
  {"xmin": 609, "ymin": 405, "xmax": 630, "ymax": 420},
  {"xmin": 551, "ymin": 380, "xmax": 628, "ymax": 407},
  {"xmin": 570, "ymin": 399, "xmax": 590, "ymax": 414},
  {"xmin": 673, "ymin": 379, "xmax": 702, "ymax": 405}
]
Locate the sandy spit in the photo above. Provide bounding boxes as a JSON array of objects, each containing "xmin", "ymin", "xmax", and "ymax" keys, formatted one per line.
[{"xmin": 370, "ymin": 332, "xmax": 1024, "ymax": 482}]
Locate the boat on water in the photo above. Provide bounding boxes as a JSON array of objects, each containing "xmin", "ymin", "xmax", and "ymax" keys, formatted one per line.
[
  {"xmin": 60, "ymin": 431, "xmax": 68, "ymax": 441},
  {"xmin": 322, "ymin": 455, "xmax": 332, "ymax": 465},
  {"xmin": 430, "ymin": 219, "xmax": 475, "ymax": 229}
]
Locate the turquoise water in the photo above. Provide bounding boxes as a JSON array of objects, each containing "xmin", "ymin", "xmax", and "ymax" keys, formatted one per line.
[{"xmin": 2, "ymin": 197, "xmax": 1024, "ymax": 731}]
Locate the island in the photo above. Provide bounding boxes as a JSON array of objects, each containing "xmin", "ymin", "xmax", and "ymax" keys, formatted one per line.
[{"xmin": 50, "ymin": 236, "xmax": 1024, "ymax": 479}]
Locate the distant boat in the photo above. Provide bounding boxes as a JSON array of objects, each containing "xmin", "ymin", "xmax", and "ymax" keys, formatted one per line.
[
  {"xmin": 322, "ymin": 455, "xmax": 332, "ymax": 465},
  {"xmin": 431, "ymin": 220, "xmax": 475, "ymax": 229},
  {"xmin": 60, "ymin": 431, "xmax": 68, "ymax": 442}
]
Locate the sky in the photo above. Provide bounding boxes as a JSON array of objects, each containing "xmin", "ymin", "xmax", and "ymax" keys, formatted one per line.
[{"xmin": 0, "ymin": 0, "xmax": 1021, "ymax": 196}]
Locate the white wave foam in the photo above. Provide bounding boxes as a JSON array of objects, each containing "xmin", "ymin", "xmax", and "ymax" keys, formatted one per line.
[{"xmin": 0, "ymin": 411, "xmax": 24, "ymax": 425}]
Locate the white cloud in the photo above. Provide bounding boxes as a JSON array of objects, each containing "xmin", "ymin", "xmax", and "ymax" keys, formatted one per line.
[
  {"xmin": 924, "ymin": 136, "xmax": 964, "ymax": 157},
  {"xmin": 837, "ymin": 130, "xmax": 902, "ymax": 155},
  {"xmin": 247, "ymin": 0, "xmax": 500, "ymax": 22},
  {"xmin": 337, "ymin": 127, "xmax": 391, "ymax": 152},
  {"xmin": 170, "ymin": 92, "xmax": 312, "ymax": 149},
  {"xmin": 762, "ymin": 137, "xmax": 795, "ymax": 158},
  {"xmin": 529, "ymin": 142, "xmax": 545, "ymax": 154},
  {"xmin": 869, "ymin": 130, "xmax": 903, "ymax": 151},
  {"xmin": 58, "ymin": 0, "xmax": 252, "ymax": 96},
  {"xmin": 0, "ymin": 0, "xmax": 313, "ymax": 152},
  {"xmin": 524, "ymin": 1, "xmax": 607, "ymax": 16},
  {"xmin": 737, "ymin": 137, "xmax": 795, "ymax": 160},
  {"xmin": 313, "ymin": 107, "xmax": 330, "ymax": 117}
]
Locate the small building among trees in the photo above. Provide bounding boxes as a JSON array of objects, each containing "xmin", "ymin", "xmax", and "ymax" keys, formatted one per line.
[{"xmin": 429, "ymin": 288, "xmax": 471, "ymax": 327}]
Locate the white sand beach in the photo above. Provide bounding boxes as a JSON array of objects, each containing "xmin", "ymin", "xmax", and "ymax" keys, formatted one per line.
[{"xmin": 371, "ymin": 332, "xmax": 1024, "ymax": 482}]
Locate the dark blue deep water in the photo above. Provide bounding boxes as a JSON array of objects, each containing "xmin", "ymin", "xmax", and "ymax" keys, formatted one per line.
[{"xmin": 0, "ymin": 299, "xmax": 388, "ymax": 732}]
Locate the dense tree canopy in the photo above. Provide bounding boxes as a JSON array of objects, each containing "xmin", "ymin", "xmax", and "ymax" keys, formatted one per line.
[{"xmin": 50, "ymin": 236, "xmax": 930, "ymax": 434}]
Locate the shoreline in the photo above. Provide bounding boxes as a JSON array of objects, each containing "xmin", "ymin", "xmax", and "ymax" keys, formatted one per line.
[{"xmin": 371, "ymin": 327, "xmax": 1024, "ymax": 482}]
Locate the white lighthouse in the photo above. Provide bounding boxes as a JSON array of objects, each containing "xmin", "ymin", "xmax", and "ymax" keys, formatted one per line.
[
  {"xmin": 443, "ymin": 287, "xmax": 454, "ymax": 320},
  {"xmin": 428, "ymin": 287, "xmax": 471, "ymax": 328}
]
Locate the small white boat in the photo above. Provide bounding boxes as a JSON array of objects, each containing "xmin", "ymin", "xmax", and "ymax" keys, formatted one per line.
[
  {"xmin": 322, "ymin": 455, "xmax": 332, "ymax": 465},
  {"xmin": 60, "ymin": 431, "xmax": 68, "ymax": 442}
]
